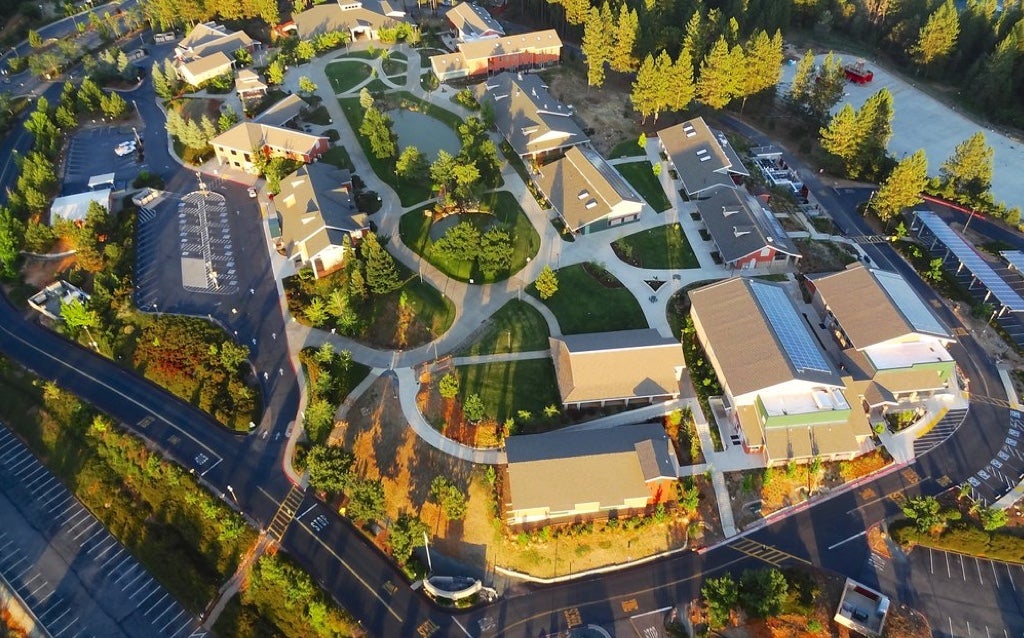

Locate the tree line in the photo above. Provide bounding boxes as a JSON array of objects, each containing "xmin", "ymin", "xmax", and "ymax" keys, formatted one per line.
[{"xmin": 521, "ymin": 0, "xmax": 1024, "ymax": 129}]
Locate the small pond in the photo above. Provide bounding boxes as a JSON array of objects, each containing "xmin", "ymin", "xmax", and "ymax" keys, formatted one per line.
[{"xmin": 388, "ymin": 109, "xmax": 460, "ymax": 160}]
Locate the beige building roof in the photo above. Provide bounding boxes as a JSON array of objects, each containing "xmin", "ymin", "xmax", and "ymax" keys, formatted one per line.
[
  {"xmin": 212, "ymin": 122, "xmax": 325, "ymax": 156},
  {"xmin": 235, "ymin": 69, "xmax": 267, "ymax": 93},
  {"xmin": 810, "ymin": 264, "xmax": 951, "ymax": 349},
  {"xmin": 505, "ymin": 424, "xmax": 676, "ymax": 515},
  {"xmin": 292, "ymin": 2, "xmax": 399, "ymax": 38},
  {"xmin": 276, "ymin": 164, "xmax": 367, "ymax": 260},
  {"xmin": 457, "ymin": 29, "xmax": 561, "ymax": 60},
  {"xmin": 254, "ymin": 94, "xmax": 307, "ymax": 127},
  {"xmin": 689, "ymin": 278, "xmax": 839, "ymax": 399},
  {"xmin": 536, "ymin": 145, "xmax": 643, "ymax": 231},
  {"xmin": 446, "ymin": 2, "xmax": 504, "ymax": 39},
  {"xmin": 549, "ymin": 329, "xmax": 683, "ymax": 404},
  {"xmin": 178, "ymin": 22, "xmax": 254, "ymax": 60},
  {"xmin": 179, "ymin": 52, "xmax": 232, "ymax": 83},
  {"xmin": 430, "ymin": 52, "xmax": 467, "ymax": 77}
]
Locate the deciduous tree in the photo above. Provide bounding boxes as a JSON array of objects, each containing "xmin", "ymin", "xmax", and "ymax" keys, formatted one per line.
[
  {"xmin": 702, "ymin": 575, "xmax": 738, "ymax": 629},
  {"xmin": 388, "ymin": 513, "xmax": 428, "ymax": 564},
  {"xmin": 395, "ymin": 146, "xmax": 427, "ymax": 181},
  {"xmin": 306, "ymin": 444, "xmax": 355, "ymax": 492},
  {"xmin": 534, "ymin": 265, "xmax": 559, "ymax": 299}
]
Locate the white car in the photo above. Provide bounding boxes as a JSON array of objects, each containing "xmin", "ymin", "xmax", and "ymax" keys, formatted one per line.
[
  {"xmin": 247, "ymin": 187, "xmax": 258, "ymax": 199},
  {"xmin": 114, "ymin": 140, "xmax": 136, "ymax": 156}
]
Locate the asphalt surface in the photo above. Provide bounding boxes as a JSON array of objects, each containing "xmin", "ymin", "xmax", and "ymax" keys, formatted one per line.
[
  {"xmin": 0, "ymin": 65, "xmax": 1019, "ymax": 637},
  {"xmin": 0, "ymin": 426, "xmax": 207, "ymax": 638}
]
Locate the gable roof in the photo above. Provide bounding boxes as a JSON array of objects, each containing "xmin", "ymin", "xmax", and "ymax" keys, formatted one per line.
[
  {"xmin": 276, "ymin": 164, "xmax": 367, "ymax": 259},
  {"xmin": 254, "ymin": 93, "xmax": 307, "ymax": 127},
  {"xmin": 473, "ymin": 71, "xmax": 585, "ymax": 157},
  {"xmin": 178, "ymin": 22, "xmax": 254, "ymax": 60},
  {"xmin": 689, "ymin": 278, "xmax": 841, "ymax": 398},
  {"xmin": 809, "ymin": 264, "xmax": 951, "ymax": 348},
  {"xmin": 658, "ymin": 117, "xmax": 748, "ymax": 196},
  {"xmin": 695, "ymin": 186, "xmax": 799, "ymax": 265},
  {"xmin": 211, "ymin": 122, "xmax": 326, "ymax": 155},
  {"xmin": 536, "ymin": 145, "xmax": 643, "ymax": 231},
  {"xmin": 550, "ymin": 329, "xmax": 683, "ymax": 403},
  {"xmin": 458, "ymin": 28, "xmax": 560, "ymax": 60},
  {"xmin": 446, "ymin": 2, "xmax": 504, "ymax": 39},
  {"xmin": 235, "ymin": 69, "xmax": 267, "ymax": 93},
  {"xmin": 505, "ymin": 423, "xmax": 676, "ymax": 513},
  {"xmin": 179, "ymin": 52, "xmax": 233, "ymax": 81},
  {"xmin": 292, "ymin": 2, "xmax": 399, "ymax": 38}
]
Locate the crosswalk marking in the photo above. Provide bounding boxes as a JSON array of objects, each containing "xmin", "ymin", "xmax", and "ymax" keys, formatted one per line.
[{"xmin": 728, "ymin": 538, "xmax": 812, "ymax": 567}]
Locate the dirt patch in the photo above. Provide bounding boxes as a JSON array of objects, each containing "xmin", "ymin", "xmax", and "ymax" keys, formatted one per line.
[
  {"xmin": 542, "ymin": 66, "xmax": 639, "ymax": 156},
  {"xmin": 726, "ymin": 450, "xmax": 893, "ymax": 529},
  {"xmin": 21, "ymin": 238, "xmax": 78, "ymax": 288},
  {"xmin": 795, "ymin": 239, "xmax": 859, "ymax": 274}
]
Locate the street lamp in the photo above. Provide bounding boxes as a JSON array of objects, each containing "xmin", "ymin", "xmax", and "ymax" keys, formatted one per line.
[{"xmin": 226, "ymin": 485, "xmax": 239, "ymax": 504}]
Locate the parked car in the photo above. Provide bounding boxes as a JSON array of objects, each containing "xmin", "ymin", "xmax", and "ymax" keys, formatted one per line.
[
  {"xmin": 114, "ymin": 141, "xmax": 136, "ymax": 156},
  {"xmin": 247, "ymin": 187, "xmax": 258, "ymax": 199}
]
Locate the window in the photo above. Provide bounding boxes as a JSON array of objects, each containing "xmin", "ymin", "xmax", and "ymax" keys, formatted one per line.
[
  {"xmin": 231, "ymin": 149, "xmax": 238, "ymax": 155},
  {"xmin": 244, "ymin": 153, "xmax": 252, "ymax": 162}
]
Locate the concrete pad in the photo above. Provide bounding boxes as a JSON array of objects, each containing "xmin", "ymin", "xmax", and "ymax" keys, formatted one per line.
[
  {"xmin": 181, "ymin": 257, "xmax": 208, "ymax": 289},
  {"xmin": 780, "ymin": 56, "xmax": 1024, "ymax": 208}
]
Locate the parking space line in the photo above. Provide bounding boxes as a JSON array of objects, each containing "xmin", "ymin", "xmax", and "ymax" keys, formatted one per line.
[
  {"xmin": 152, "ymin": 605, "xmax": 181, "ymax": 627},
  {"xmin": 27, "ymin": 581, "xmax": 48, "ymax": 599},
  {"xmin": 133, "ymin": 582, "xmax": 160, "ymax": 603},
  {"xmin": 109, "ymin": 554, "xmax": 133, "ymax": 575},
  {"xmin": 100, "ymin": 548, "xmax": 125, "ymax": 568},
  {"xmin": 3, "ymin": 557, "xmax": 27, "ymax": 573},
  {"xmin": 37, "ymin": 589, "xmax": 56, "ymax": 606},
  {"xmin": 975, "ymin": 557, "xmax": 983, "ymax": 584},
  {"xmin": 114, "ymin": 563, "xmax": 139, "ymax": 584},
  {"xmin": 90, "ymin": 538, "xmax": 118, "ymax": 558},
  {"xmin": 144, "ymin": 593, "xmax": 170, "ymax": 615},
  {"xmin": 12, "ymin": 563, "xmax": 35, "ymax": 581},
  {"xmin": 62, "ymin": 509, "xmax": 91, "ymax": 529},
  {"xmin": 945, "ymin": 551, "xmax": 951, "ymax": 578},
  {"xmin": 18, "ymin": 465, "xmax": 48, "ymax": 482},
  {"xmin": 27, "ymin": 474, "xmax": 56, "ymax": 492},
  {"xmin": 67, "ymin": 515, "xmax": 96, "ymax": 536},
  {"xmin": 81, "ymin": 528, "xmax": 106, "ymax": 548},
  {"xmin": 44, "ymin": 608, "xmax": 71, "ymax": 626},
  {"xmin": 36, "ymin": 483, "xmax": 62, "ymax": 500},
  {"xmin": 0, "ymin": 448, "xmax": 29, "ymax": 464},
  {"xmin": 7, "ymin": 455, "xmax": 35, "ymax": 472},
  {"xmin": 51, "ymin": 618, "xmax": 79, "ymax": 638},
  {"xmin": 44, "ymin": 493, "xmax": 72, "ymax": 510},
  {"xmin": 159, "ymin": 610, "xmax": 186, "ymax": 634},
  {"xmin": 122, "ymin": 569, "xmax": 147, "ymax": 591}
]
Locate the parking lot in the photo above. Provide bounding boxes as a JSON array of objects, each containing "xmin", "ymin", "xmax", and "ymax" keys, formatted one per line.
[
  {"xmin": 177, "ymin": 191, "xmax": 238, "ymax": 295},
  {"xmin": 780, "ymin": 55, "xmax": 1024, "ymax": 208},
  {"xmin": 962, "ymin": 411, "xmax": 1024, "ymax": 506},
  {"xmin": 62, "ymin": 126, "xmax": 144, "ymax": 194},
  {"xmin": 895, "ymin": 546, "xmax": 1024, "ymax": 638},
  {"xmin": 0, "ymin": 425, "xmax": 206, "ymax": 638}
]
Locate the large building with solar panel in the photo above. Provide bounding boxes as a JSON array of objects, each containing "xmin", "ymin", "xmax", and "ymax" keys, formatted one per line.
[
  {"xmin": 689, "ymin": 268, "xmax": 962, "ymax": 465},
  {"xmin": 809, "ymin": 264, "xmax": 957, "ymax": 415}
]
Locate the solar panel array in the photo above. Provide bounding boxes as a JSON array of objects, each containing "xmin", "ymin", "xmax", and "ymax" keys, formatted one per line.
[
  {"xmin": 749, "ymin": 281, "xmax": 833, "ymax": 374},
  {"xmin": 873, "ymin": 270, "xmax": 948, "ymax": 337},
  {"xmin": 1001, "ymin": 250, "xmax": 1024, "ymax": 272},
  {"xmin": 916, "ymin": 211, "xmax": 1024, "ymax": 312}
]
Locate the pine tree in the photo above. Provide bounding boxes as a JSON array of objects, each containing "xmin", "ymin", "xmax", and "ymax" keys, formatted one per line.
[
  {"xmin": 738, "ymin": 29, "xmax": 783, "ymax": 110},
  {"xmin": 630, "ymin": 53, "xmax": 661, "ymax": 123},
  {"xmin": 872, "ymin": 149, "xmax": 928, "ymax": 224},
  {"xmin": 200, "ymin": 114, "xmax": 218, "ymax": 143},
  {"xmin": 218, "ymin": 106, "xmax": 239, "ymax": 132},
  {"xmin": 910, "ymin": 0, "xmax": 960, "ymax": 68},
  {"xmin": 853, "ymin": 88, "xmax": 894, "ymax": 178},
  {"xmin": 651, "ymin": 50, "xmax": 676, "ymax": 120},
  {"xmin": 696, "ymin": 36, "xmax": 737, "ymax": 110},
  {"xmin": 940, "ymin": 131, "xmax": 994, "ymax": 201},
  {"xmin": 788, "ymin": 50, "xmax": 816, "ymax": 106},
  {"xmin": 609, "ymin": 5, "xmax": 639, "ymax": 73},
  {"xmin": 581, "ymin": 6, "xmax": 610, "ymax": 87},
  {"xmin": 665, "ymin": 46, "xmax": 696, "ymax": 113},
  {"xmin": 0, "ymin": 207, "xmax": 22, "ymax": 279},
  {"xmin": 361, "ymin": 233, "xmax": 401, "ymax": 294},
  {"xmin": 806, "ymin": 52, "xmax": 847, "ymax": 120},
  {"xmin": 682, "ymin": 11, "xmax": 706, "ymax": 69},
  {"xmin": 151, "ymin": 62, "xmax": 171, "ymax": 99},
  {"xmin": 819, "ymin": 103, "xmax": 861, "ymax": 171}
]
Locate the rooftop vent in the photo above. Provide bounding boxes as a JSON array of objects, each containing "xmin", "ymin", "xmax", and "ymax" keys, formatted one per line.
[
  {"xmin": 585, "ymin": 199, "xmax": 598, "ymax": 209},
  {"xmin": 577, "ymin": 189, "xmax": 590, "ymax": 200},
  {"xmin": 722, "ymin": 207, "xmax": 739, "ymax": 217},
  {"xmin": 733, "ymin": 227, "xmax": 751, "ymax": 238}
]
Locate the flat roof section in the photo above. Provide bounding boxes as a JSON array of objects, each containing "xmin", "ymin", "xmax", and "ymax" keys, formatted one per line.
[
  {"xmin": 862, "ymin": 341, "xmax": 953, "ymax": 370},
  {"xmin": 915, "ymin": 210, "xmax": 1024, "ymax": 311}
]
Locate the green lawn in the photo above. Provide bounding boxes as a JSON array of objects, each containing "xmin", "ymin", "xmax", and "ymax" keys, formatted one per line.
[
  {"xmin": 457, "ymin": 358, "xmax": 561, "ymax": 423},
  {"xmin": 321, "ymin": 145, "xmax": 354, "ymax": 171},
  {"xmin": 390, "ymin": 91, "xmax": 464, "ymax": 132},
  {"xmin": 457, "ymin": 299, "xmax": 551, "ymax": 356},
  {"xmin": 382, "ymin": 56, "xmax": 406, "ymax": 77},
  {"xmin": 609, "ymin": 138, "xmax": 646, "ymax": 159},
  {"xmin": 325, "ymin": 60, "xmax": 373, "ymax": 93},
  {"xmin": 528, "ymin": 263, "xmax": 648, "ymax": 334},
  {"xmin": 611, "ymin": 223, "xmax": 699, "ymax": 269},
  {"xmin": 338, "ymin": 97, "xmax": 431, "ymax": 205},
  {"xmin": 400, "ymin": 190, "xmax": 540, "ymax": 283},
  {"xmin": 616, "ymin": 161, "xmax": 672, "ymax": 212}
]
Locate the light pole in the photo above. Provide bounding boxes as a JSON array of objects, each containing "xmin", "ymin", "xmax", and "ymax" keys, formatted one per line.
[{"xmin": 226, "ymin": 485, "xmax": 239, "ymax": 504}]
